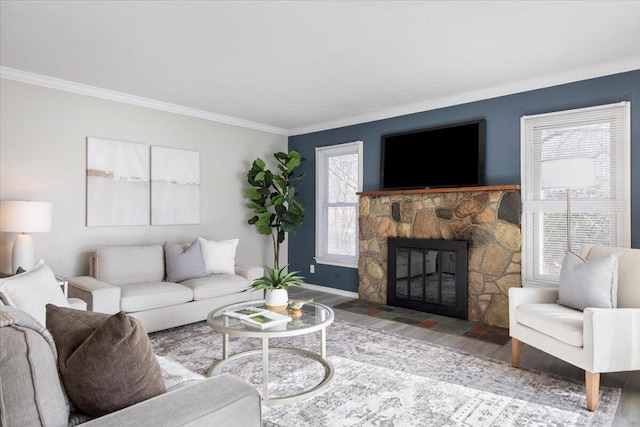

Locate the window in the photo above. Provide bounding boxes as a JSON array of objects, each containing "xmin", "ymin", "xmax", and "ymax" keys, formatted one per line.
[
  {"xmin": 315, "ymin": 141, "xmax": 363, "ymax": 268},
  {"xmin": 521, "ymin": 102, "xmax": 630, "ymax": 286}
]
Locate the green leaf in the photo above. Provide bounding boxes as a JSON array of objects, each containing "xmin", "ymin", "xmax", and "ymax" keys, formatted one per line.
[
  {"xmin": 254, "ymin": 158, "xmax": 265, "ymax": 169},
  {"xmin": 246, "ymin": 188, "xmax": 262, "ymax": 200},
  {"xmin": 287, "ymin": 156, "xmax": 301, "ymax": 171},
  {"xmin": 257, "ymin": 225, "xmax": 272, "ymax": 235}
]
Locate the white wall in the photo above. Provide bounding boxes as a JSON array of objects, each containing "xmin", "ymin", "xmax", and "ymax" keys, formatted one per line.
[{"xmin": 0, "ymin": 79, "xmax": 288, "ymax": 277}]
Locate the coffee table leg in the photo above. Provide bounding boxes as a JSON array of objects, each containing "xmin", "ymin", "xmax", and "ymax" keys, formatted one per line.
[
  {"xmin": 262, "ymin": 337, "xmax": 269, "ymax": 401},
  {"xmin": 320, "ymin": 327, "xmax": 326, "ymax": 358},
  {"xmin": 222, "ymin": 316, "xmax": 230, "ymax": 359},
  {"xmin": 223, "ymin": 332, "xmax": 229, "ymax": 359}
]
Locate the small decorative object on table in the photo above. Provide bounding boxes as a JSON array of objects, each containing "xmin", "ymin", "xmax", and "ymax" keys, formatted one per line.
[{"xmin": 288, "ymin": 298, "xmax": 313, "ymax": 319}]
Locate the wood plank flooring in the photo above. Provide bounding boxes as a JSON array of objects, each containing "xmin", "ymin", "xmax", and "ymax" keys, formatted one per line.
[{"xmin": 289, "ymin": 287, "xmax": 640, "ymax": 426}]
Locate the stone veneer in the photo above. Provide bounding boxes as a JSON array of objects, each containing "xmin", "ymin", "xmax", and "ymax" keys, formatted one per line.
[{"xmin": 358, "ymin": 186, "xmax": 521, "ymax": 328}]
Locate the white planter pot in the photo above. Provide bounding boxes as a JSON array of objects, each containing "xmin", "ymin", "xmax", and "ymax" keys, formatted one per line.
[{"xmin": 265, "ymin": 289, "xmax": 289, "ymax": 312}]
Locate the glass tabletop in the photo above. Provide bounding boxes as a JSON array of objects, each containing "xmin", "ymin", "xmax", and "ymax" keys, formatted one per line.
[{"xmin": 207, "ymin": 300, "xmax": 334, "ymax": 337}]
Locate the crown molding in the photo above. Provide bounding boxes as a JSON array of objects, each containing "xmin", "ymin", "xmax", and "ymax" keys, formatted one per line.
[
  {"xmin": 0, "ymin": 67, "xmax": 289, "ymax": 136},
  {"xmin": 289, "ymin": 57, "xmax": 640, "ymax": 136},
  {"xmin": 4, "ymin": 56, "xmax": 639, "ymax": 139}
]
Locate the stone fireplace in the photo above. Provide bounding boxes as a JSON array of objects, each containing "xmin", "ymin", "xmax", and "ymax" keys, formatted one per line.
[{"xmin": 358, "ymin": 185, "xmax": 521, "ymax": 328}]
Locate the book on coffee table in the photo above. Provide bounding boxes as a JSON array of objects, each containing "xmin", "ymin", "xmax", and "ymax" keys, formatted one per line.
[
  {"xmin": 223, "ymin": 306, "xmax": 268, "ymax": 320},
  {"xmin": 223, "ymin": 306, "xmax": 292, "ymax": 329},
  {"xmin": 241, "ymin": 310, "xmax": 292, "ymax": 330}
]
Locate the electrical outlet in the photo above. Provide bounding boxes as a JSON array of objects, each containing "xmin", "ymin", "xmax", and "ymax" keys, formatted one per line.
[{"xmin": 310, "ymin": 264, "xmax": 315, "ymax": 273}]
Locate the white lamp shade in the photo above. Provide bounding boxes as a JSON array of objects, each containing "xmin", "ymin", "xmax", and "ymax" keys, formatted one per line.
[
  {"xmin": 540, "ymin": 157, "xmax": 597, "ymax": 189},
  {"xmin": 0, "ymin": 201, "xmax": 52, "ymax": 232}
]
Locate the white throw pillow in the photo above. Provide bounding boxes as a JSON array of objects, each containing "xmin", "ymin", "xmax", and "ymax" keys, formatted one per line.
[
  {"xmin": 557, "ymin": 250, "xmax": 620, "ymax": 311},
  {"xmin": 0, "ymin": 259, "xmax": 70, "ymax": 326},
  {"xmin": 198, "ymin": 238, "xmax": 239, "ymax": 275}
]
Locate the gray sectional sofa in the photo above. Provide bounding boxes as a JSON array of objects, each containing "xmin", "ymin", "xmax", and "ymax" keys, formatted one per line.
[
  {"xmin": 0, "ymin": 305, "xmax": 262, "ymax": 427},
  {"xmin": 68, "ymin": 244, "xmax": 263, "ymax": 332}
]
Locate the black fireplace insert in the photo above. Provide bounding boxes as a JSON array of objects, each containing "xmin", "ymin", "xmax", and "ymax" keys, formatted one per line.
[{"xmin": 387, "ymin": 238, "xmax": 468, "ymax": 320}]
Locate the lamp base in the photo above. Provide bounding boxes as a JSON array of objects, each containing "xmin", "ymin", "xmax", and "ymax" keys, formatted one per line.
[{"xmin": 12, "ymin": 233, "xmax": 35, "ymax": 274}]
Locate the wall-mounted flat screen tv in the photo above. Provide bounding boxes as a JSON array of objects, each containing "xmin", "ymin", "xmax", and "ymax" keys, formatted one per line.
[{"xmin": 380, "ymin": 119, "xmax": 486, "ymax": 190}]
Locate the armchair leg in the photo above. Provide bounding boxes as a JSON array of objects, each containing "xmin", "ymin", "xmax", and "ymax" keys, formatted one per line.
[
  {"xmin": 511, "ymin": 338, "xmax": 522, "ymax": 368},
  {"xmin": 585, "ymin": 371, "xmax": 600, "ymax": 411}
]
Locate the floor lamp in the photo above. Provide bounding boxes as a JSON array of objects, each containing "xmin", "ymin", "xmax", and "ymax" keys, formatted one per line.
[
  {"xmin": 0, "ymin": 201, "xmax": 52, "ymax": 273},
  {"xmin": 540, "ymin": 158, "xmax": 596, "ymax": 253}
]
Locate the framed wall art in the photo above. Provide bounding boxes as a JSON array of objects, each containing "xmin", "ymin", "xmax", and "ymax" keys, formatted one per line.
[
  {"xmin": 86, "ymin": 137, "xmax": 150, "ymax": 226},
  {"xmin": 151, "ymin": 146, "xmax": 200, "ymax": 225}
]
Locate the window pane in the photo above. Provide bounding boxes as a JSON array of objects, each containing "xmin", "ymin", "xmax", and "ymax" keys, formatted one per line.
[
  {"xmin": 328, "ymin": 154, "xmax": 358, "ymax": 203},
  {"xmin": 541, "ymin": 211, "xmax": 614, "ymax": 276},
  {"xmin": 541, "ymin": 122, "xmax": 612, "ymax": 199},
  {"xmin": 327, "ymin": 206, "xmax": 357, "ymax": 256}
]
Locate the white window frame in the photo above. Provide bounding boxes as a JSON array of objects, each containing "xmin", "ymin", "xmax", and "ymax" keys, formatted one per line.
[
  {"xmin": 521, "ymin": 101, "xmax": 631, "ymax": 286},
  {"xmin": 315, "ymin": 140, "xmax": 363, "ymax": 268}
]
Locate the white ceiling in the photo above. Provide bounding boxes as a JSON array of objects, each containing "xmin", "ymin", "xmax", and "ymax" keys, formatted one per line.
[{"xmin": 2, "ymin": 1, "xmax": 640, "ymax": 136}]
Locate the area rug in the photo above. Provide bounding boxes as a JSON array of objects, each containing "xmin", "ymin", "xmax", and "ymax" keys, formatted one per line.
[{"xmin": 149, "ymin": 320, "xmax": 620, "ymax": 426}]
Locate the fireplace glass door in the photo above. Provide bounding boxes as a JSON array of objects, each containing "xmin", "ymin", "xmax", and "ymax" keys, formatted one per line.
[{"xmin": 388, "ymin": 238, "xmax": 467, "ymax": 319}]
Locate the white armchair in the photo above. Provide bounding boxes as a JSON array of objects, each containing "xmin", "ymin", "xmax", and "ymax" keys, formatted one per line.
[{"xmin": 509, "ymin": 245, "xmax": 640, "ymax": 411}]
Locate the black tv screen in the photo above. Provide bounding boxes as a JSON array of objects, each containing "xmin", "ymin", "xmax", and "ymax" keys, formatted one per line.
[{"xmin": 380, "ymin": 119, "xmax": 486, "ymax": 190}]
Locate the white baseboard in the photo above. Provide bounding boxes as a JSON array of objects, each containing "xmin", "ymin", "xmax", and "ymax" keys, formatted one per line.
[{"xmin": 299, "ymin": 282, "xmax": 359, "ymax": 299}]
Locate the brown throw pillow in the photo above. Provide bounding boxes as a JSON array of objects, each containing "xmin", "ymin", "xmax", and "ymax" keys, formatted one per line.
[{"xmin": 45, "ymin": 305, "xmax": 166, "ymax": 417}]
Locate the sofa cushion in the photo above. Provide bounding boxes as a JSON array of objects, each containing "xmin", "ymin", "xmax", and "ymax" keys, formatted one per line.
[
  {"xmin": 558, "ymin": 250, "xmax": 620, "ymax": 311},
  {"xmin": 516, "ymin": 303, "xmax": 584, "ymax": 347},
  {"xmin": 95, "ymin": 245, "xmax": 165, "ymax": 285},
  {"xmin": 164, "ymin": 239, "xmax": 207, "ymax": 283},
  {"xmin": 0, "ymin": 259, "xmax": 70, "ymax": 326},
  {"xmin": 0, "ymin": 306, "xmax": 70, "ymax": 427},
  {"xmin": 199, "ymin": 237, "xmax": 239, "ymax": 274},
  {"xmin": 180, "ymin": 274, "xmax": 249, "ymax": 301},
  {"xmin": 119, "ymin": 282, "xmax": 193, "ymax": 313},
  {"xmin": 46, "ymin": 305, "xmax": 166, "ymax": 417}
]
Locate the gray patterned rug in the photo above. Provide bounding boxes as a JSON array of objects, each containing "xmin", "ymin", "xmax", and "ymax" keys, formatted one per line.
[{"xmin": 149, "ymin": 320, "xmax": 620, "ymax": 426}]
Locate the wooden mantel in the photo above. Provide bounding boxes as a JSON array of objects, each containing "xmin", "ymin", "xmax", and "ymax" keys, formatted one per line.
[{"xmin": 357, "ymin": 185, "xmax": 520, "ymax": 197}]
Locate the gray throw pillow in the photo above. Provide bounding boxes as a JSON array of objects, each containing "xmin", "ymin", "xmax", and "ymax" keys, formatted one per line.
[
  {"xmin": 557, "ymin": 250, "xmax": 620, "ymax": 311},
  {"xmin": 164, "ymin": 239, "xmax": 207, "ymax": 283}
]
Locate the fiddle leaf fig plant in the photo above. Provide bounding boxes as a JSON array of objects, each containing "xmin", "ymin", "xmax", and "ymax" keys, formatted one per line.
[{"xmin": 246, "ymin": 149, "xmax": 306, "ymax": 284}]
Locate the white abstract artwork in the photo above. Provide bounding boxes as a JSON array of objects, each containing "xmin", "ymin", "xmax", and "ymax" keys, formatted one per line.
[
  {"xmin": 86, "ymin": 137, "xmax": 150, "ymax": 226},
  {"xmin": 151, "ymin": 146, "xmax": 200, "ymax": 225}
]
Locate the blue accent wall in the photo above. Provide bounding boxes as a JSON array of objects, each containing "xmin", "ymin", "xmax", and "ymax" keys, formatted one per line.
[{"xmin": 288, "ymin": 70, "xmax": 640, "ymax": 293}]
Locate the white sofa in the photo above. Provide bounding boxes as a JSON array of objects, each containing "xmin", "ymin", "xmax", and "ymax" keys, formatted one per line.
[
  {"xmin": 509, "ymin": 245, "xmax": 640, "ymax": 411},
  {"xmin": 68, "ymin": 244, "xmax": 263, "ymax": 332}
]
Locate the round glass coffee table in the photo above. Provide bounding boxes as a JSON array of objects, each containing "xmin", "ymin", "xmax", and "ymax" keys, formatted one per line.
[{"xmin": 207, "ymin": 300, "xmax": 334, "ymax": 405}]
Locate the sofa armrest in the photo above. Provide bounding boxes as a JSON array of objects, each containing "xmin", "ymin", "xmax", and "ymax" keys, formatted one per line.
[
  {"xmin": 584, "ymin": 307, "xmax": 640, "ymax": 372},
  {"xmin": 80, "ymin": 374, "xmax": 261, "ymax": 427},
  {"xmin": 234, "ymin": 264, "xmax": 264, "ymax": 283},
  {"xmin": 68, "ymin": 298, "xmax": 88, "ymax": 311},
  {"xmin": 67, "ymin": 276, "xmax": 121, "ymax": 314}
]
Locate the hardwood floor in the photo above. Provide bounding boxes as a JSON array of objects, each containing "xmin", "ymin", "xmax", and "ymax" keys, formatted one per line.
[{"xmin": 289, "ymin": 287, "xmax": 640, "ymax": 426}]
